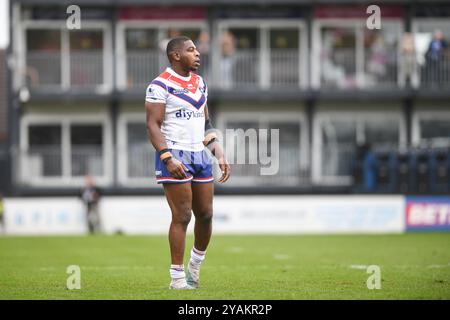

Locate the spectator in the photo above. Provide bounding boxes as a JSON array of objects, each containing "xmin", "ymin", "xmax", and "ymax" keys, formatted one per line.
[
  {"xmin": 363, "ymin": 146, "xmax": 376, "ymax": 192},
  {"xmin": 425, "ymin": 29, "xmax": 448, "ymax": 87},
  {"xmin": 354, "ymin": 143, "xmax": 376, "ymax": 193},
  {"xmin": 399, "ymin": 32, "xmax": 419, "ymax": 88},
  {"xmin": 80, "ymin": 175, "xmax": 101, "ymax": 234},
  {"xmin": 367, "ymin": 34, "xmax": 387, "ymax": 84},
  {"xmin": 321, "ymin": 31, "xmax": 348, "ymax": 88},
  {"xmin": 220, "ymin": 31, "xmax": 236, "ymax": 89},
  {"xmin": 195, "ymin": 31, "xmax": 210, "ymax": 79}
]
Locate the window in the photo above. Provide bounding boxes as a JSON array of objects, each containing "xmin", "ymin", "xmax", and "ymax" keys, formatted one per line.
[
  {"xmin": 23, "ymin": 24, "xmax": 110, "ymax": 91},
  {"xmin": 420, "ymin": 120, "xmax": 450, "ymax": 141},
  {"xmin": 413, "ymin": 110, "xmax": 450, "ymax": 146},
  {"xmin": 125, "ymin": 29, "xmax": 160, "ymax": 88},
  {"xmin": 270, "ymin": 28, "xmax": 300, "ymax": 87},
  {"xmin": 70, "ymin": 125, "xmax": 103, "ymax": 176},
  {"xmin": 314, "ymin": 21, "xmax": 402, "ymax": 89},
  {"xmin": 69, "ymin": 30, "xmax": 104, "ymax": 88},
  {"xmin": 319, "ymin": 26, "xmax": 357, "ymax": 89},
  {"xmin": 364, "ymin": 119, "xmax": 400, "ymax": 145},
  {"xmin": 218, "ymin": 111, "xmax": 308, "ymax": 186},
  {"xmin": 126, "ymin": 122, "xmax": 155, "ymax": 180},
  {"xmin": 20, "ymin": 115, "xmax": 111, "ymax": 186},
  {"xmin": 364, "ymin": 25, "xmax": 400, "ymax": 88},
  {"xmin": 26, "ymin": 29, "xmax": 61, "ymax": 88},
  {"xmin": 314, "ymin": 111, "xmax": 404, "ymax": 184},
  {"xmin": 270, "ymin": 121, "xmax": 302, "ymax": 178},
  {"xmin": 119, "ymin": 24, "xmax": 206, "ymax": 90},
  {"xmin": 117, "ymin": 114, "xmax": 157, "ymax": 186},
  {"xmin": 28, "ymin": 125, "xmax": 62, "ymax": 177},
  {"xmin": 215, "ymin": 21, "xmax": 307, "ymax": 90},
  {"xmin": 321, "ymin": 119, "xmax": 357, "ymax": 178},
  {"xmin": 412, "ymin": 20, "xmax": 450, "ymax": 88},
  {"xmin": 226, "ymin": 27, "xmax": 259, "ymax": 88}
]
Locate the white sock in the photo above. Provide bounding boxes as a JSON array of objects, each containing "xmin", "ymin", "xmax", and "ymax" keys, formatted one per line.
[
  {"xmin": 190, "ymin": 247, "xmax": 206, "ymax": 267},
  {"xmin": 170, "ymin": 264, "xmax": 185, "ymax": 280}
]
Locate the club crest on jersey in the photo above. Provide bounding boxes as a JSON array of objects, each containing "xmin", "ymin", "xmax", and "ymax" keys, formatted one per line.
[{"xmin": 172, "ymin": 88, "xmax": 189, "ymax": 95}]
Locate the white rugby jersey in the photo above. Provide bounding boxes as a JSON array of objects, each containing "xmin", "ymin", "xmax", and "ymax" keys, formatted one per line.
[{"xmin": 145, "ymin": 67, "xmax": 208, "ymax": 152}]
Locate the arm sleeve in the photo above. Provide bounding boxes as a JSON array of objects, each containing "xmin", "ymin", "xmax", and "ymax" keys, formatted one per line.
[{"xmin": 145, "ymin": 82, "xmax": 168, "ymax": 104}]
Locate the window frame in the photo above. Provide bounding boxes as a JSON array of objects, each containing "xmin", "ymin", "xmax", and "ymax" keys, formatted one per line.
[
  {"xmin": 412, "ymin": 109, "xmax": 450, "ymax": 146},
  {"xmin": 411, "ymin": 18, "xmax": 450, "ymax": 89},
  {"xmin": 311, "ymin": 18, "xmax": 404, "ymax": 89},
  {"xmin": 21, "ymin": 20, "xmax": 113, "ymax": 92},
  {"xmin": 213, "ymin": 19, "xmax": 308, "ymax": 90},
  {"xmin": 312, "ymin": 109, "xmax": 406, "ymax": 186},
  {"xmin": 20, "ymin": 113, "xmax": 113, "ymax": 187},
  {"xmin": 116, "ymin": 20, "xmax": 208, "ymax": 90},
  {"xmin": 217, "ymin": 109, "xmax": 309, "ymax": 186},
  {"xmin": 117, "ymin": 112, "xmax": 158, "ymax": 187}
]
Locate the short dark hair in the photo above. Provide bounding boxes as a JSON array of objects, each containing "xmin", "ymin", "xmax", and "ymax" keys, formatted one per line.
[{"xmin": 166, "ymin": 36, "xmax": 191, "ymax": 61}]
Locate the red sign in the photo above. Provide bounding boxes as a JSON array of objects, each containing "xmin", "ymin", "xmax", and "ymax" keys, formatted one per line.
[
  {"xmin": 315, "ymin": 5, "xmax": 404, "ymax": 19},
  {"xmin": 120, "ymin": 6, "xmax": 206, "ymax": 20}
]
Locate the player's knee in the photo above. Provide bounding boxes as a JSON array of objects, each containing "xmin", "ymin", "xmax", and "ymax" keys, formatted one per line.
[
  {"xmin": 196, "ymin": 209, "xmax": 213, "ymax": 224},
  {"xmin": 174, "ymin": 211, "xmax": 192, "ymax": 227}
]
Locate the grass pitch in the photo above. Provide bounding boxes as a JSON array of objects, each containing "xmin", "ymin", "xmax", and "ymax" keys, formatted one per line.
[{"xmin": 0, "ymin": 233, "xmax": 449, "ymax": 299}]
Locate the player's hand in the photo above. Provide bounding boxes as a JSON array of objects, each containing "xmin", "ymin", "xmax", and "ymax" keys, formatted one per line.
[
  {"xmin": 218, "ymin": 157, "xmax": 231, "ymax": 183},
  {"xmin": 166, "ymin": 158, "xmax": 189, "ymax": 179}
]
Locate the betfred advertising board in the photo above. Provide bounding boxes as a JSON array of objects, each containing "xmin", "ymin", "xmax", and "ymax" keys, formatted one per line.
[{"xmin": 406, "ymin": 197, "xmax": 450, "ymax": 231}]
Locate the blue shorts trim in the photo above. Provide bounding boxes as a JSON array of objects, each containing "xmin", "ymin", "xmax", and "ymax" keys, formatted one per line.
[{"xmin": 155, "ymin": 149, "xmax": 213, "ymax": 184}]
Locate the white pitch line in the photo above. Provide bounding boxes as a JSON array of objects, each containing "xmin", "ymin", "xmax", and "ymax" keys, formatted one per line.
[
  {"xmin": 227, "ymin": 247, "xmax": 243, "ymax": 253},
  {"xmin": 349, "ymin": 264, "xmax": 369, "ymax": 270},
  {"xmin": 427, "ymin": 263, "xmax": 450, "ymax": 269},
  {"xmin": 39, "ymin": 266, "xmax": 157, "ymax": 271},
  {"xmin": 273, "ymin": 254, "xmax": 291, "ymax": 260}
]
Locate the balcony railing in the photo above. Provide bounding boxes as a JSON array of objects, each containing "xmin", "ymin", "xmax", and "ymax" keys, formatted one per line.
[
  {"xmin": 23, "ymin": 49, "xmax": 450, "ymax": 92},
  {"xmin": 26, "ymin": 50, "xmax": 105, "ymax": 91},
  {"xmin": 25, "ymin": 146, "xmax": 62, "ymax": 178},
  {"xmin": 123, "ymin": 49, "xmax": 304, "ymax": 90},
  {"xmin": 71, "ymin": 146, "xmax": 103, "ymax": 176},
  {"xmin": 70, "ymin": 51, "xmax": 104, "ymax": 89},
  {"xmin": 26, "ymin": 52, "xmax": 61, "ymax": 89},
  {"xmin": 321, "ymin": 143, "xmax": 356, "ymax": 178},
  {"xmin": 320, "ymin": 48, "xmax": 399, "ymax": 89},
  {"xmin": 226, "ymin": 50, "xmax": 260, "ymax": 89},
  {"xmin": 420, "ymin": 55, "xmax": 450, "ymax": 89},
  {"xmin": 127, "ymin": 144, "xmax": 156, "ymax": 178},
  {"xmin": 270, "ymin": 49, "xmax": 300, "ymax": 87},
  {"xmin": 321, "ymin": 48, "xmax": 357, "ymax": 89},
  {"xmin": 125, "ymin": 51, "xmax": 162, "ymax": 89},
  {"xmin": 223, "ymin": 145, "xmax": 310, "ymax": 186},
  {"xmin": 20, "ymin": 146, "xmax": 103, "ymax": 184},
  {"xmin": 364, "ymin": 48, "xmax": 399, "ymax": 89}
]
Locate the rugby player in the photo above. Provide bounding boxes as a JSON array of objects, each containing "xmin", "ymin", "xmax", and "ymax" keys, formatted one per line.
[{"xmin": 145, "ymin": 36, "xmax": 231, "ymax": 289}]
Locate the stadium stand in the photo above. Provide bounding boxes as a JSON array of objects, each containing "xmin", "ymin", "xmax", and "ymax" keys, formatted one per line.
[{"xmin": 4, "ymin": 0, "xmax": 450, "ymax": 196}]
